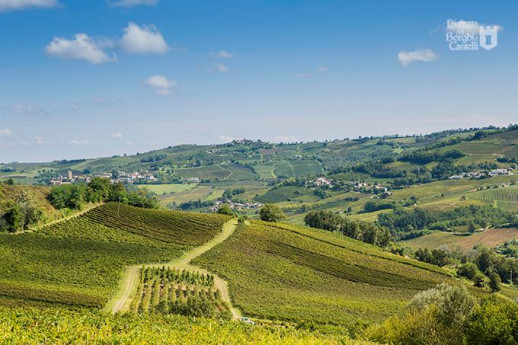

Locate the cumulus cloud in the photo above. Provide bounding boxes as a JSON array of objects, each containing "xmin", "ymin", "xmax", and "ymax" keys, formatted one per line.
[
  {"xmin": 213, "ymin": 62, "xmax": 229, "ymax": 73},
  {"xmin": 120, "ymin": 22, "xmax": 169, "ymax": 54},
  {"xmin": 212, "ymin": 50, "xmax": 235, "ymax": 59},
  {"xmin": 69, "ymin": 139, "xmax": 89, "ymax": 145},
  {"xmin": 0, "ymin": 129, "xmax": 14, "ymax": 136},
  {"xmin": 143, "ymin": 75, "xmax": 177, "ymax": 95},
  {"xmin": 110, "ymin": 133, "xmax": 123, "ymax": 139},
  {"xmin": 45, "ymin": 33, "xmax": 116, "ymax": 64},
  {"xmin": 0, "ymin": 0, "xmax": 59, "ymax": 11},
  {"xmin": 110, "ymin": 0, "xmax": 157, "ymax": 8},
  {"xmin": 398, "ymin": 49, "xmax": 439, "ymax": 66}
]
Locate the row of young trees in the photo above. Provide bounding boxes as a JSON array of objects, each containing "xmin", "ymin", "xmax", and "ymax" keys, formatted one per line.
[
  {"xmin": 48, "ymin": 177, "xmax": 158, "ymax": 210},
  {"xmin": 304, "ymin": 210, "xmax": 391, "ymax": 247}
]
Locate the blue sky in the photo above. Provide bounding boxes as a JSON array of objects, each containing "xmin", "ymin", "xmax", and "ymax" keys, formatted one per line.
[{"xmin": 0, "ymin": 0, "xmax": 516, "ymax": 162}]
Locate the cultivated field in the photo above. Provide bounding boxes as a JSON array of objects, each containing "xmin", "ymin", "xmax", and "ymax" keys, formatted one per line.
[
  {"xmin": 403, "ymin": 228, "xmax": 518, "ymax": 251},
  {"xmin": 194, "ymin": 220, "xmax": 456, "ymax": 325},
  {"xmin": 0, "ymin": 203, "xmax": 228, "ymax": 308}
]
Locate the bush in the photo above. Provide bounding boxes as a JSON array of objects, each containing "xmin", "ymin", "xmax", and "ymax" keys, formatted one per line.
[
  {"xmin": 259, "ymin": 204, "xmax": 286, "ymax": 222},
  {"xmin": 457, "ymin": 263, "xmax": 478, "ymax": 280}
]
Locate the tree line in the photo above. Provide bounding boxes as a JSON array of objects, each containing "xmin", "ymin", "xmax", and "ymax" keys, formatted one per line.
[
  {"xmin": 49, "ymin": 177, "xmax": 158, "ymax": 210},
  {"xmin": 304, "ymin": 210, "xmax": 390, "ymax": 247}
]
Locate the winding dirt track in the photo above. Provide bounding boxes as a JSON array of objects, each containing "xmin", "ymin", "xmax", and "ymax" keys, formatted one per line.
[{"xmin": 105, "ymin": 218, "xmax": 241, "ymax": 319}]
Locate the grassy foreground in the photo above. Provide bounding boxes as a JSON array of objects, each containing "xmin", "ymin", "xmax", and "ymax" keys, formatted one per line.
[{"xmin": 0, "ymin": 306, "xmax": 374, "ymax": 344}]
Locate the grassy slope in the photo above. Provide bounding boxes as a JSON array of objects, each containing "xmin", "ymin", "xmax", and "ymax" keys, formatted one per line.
[
  {"xmin": 0, "ymin": 203, "xmax": 228, "ymax": 308},
  {"xmin": 194, "ymin": 220, "xmax": 457, "ymax": 325}
]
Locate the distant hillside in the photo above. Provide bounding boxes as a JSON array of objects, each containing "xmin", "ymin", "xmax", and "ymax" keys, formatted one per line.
[{"xmin": 193, "ymin": 220, "xmax": 459, "ymax": 325}]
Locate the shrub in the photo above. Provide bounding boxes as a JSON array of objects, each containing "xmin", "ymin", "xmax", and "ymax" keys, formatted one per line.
[{"xmin": 259, "ymin": 204, "xmax": 286, "ymax": 222}]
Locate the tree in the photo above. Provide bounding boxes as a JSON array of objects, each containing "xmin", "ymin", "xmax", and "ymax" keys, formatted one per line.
[
  {"xmin": 468, "ymin": 222, "xmax": 476, "ymax": 234},
  {"xmin": 3, "ymin": 205, "xmax": 22, "ymax": 233},
  {"xmin": 217, "ymin": 204, "xmax": 234, "ymax": 216},
  {"xmin": 259, "ymin": 204, "xmax": 286, "ymax": 222},
  {"xmin": 488, "ymin": 272, "xmax": 501, "ymax": 292},
  {"xmin": 457, "ymin": 263, "xmax": 478, "ymax": 280}
]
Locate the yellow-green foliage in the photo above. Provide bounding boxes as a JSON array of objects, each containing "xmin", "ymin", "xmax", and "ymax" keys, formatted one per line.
[
  {"xmin": 0, "ymin": 306, "xmax": 375, "ymax": 344},
  {"xmin": 194, "ymin": 220, "xmax": 456, "ymax": 325}
]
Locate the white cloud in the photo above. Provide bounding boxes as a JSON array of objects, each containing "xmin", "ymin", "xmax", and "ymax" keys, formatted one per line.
[
  {"xmin": 120, "ymin": 22, "xmax": 169, "ymax": 54},
  {"xmin": 45, "ymin": 33, "xmax": 116, "ymax": 64},
  {"xmin": 274, "ymin": 135, "xmax": 298, "ymax": 143},
  {"xmin": 143, "ymin": 75, "xmax": 177, "ymax": 96},
  {"xmin": 91, "ymin": 97, "xmax": 121, "ymax": 105},
  {"xmin": 35, "ymin": 136, "xmax": 54, "ymax": 145},
  {"xmin": 110, "ymin": 0, "xmax": 157, "ymax": 8},
  {"xmin": 110, "ymin": 133, "xmax": 123, "ymax": 139},
  {"xmin": 213, "ymin": 62, "xmax": 229, "ymax": 73},
  {"xmin": 398, "ymin": 49, "xmax": 439, "ymax": 66},
  {"xmin": 12, "ymin": 104, "xmax": 48, "ymax": 116},
  {"xmin": 69, "ymin": 139, "xmax": 89, "ymax": 145},
  {"xmin": 213, "ymin": 50, "xmax": 235, "ymax": 59},
  {"xmin": 295, "ymin": 72, "xmax": 312, "ymax": 78},
  {"xmin": 316, "ymin": 66, "xmax": 329, "ymax": 73},
  {"xmin": 0, "ymin": 0, "xmax": 59, "ymax": 11},
  {"xmin": 0, "ymin": 129, "xmax": 14, "ymax": 136},
  {"xmin": 219, "ymin": 135, "xmax": 234, "ymax": 142}
]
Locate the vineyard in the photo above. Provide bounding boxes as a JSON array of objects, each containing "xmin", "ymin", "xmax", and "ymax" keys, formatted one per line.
[
  {"xmin": 84, "ymin": 202, "xmax": 229, "ymax": 245},
  {"xmin": 129, "ymin": 267, "xmax": 231, "ymax": 319},
  {"xmin": 193, "ymin": 220, "xmax": 459, "ymax": 325},
  {"xmin": 0, "ymin": 203, "xmax": 229, "ymax": 308},
  {"xmin": 471, "ymin": 185, "xmax": 518, "ymax": 211}
]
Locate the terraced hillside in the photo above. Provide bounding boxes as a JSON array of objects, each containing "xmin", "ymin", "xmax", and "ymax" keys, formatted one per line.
[
  {"xmin": 193, "ymin": 221, "xmax": 456, "ymax": 325},
  {"xmin": 0, "ymin": 203, "xmax": 228, "ymax": 308}
]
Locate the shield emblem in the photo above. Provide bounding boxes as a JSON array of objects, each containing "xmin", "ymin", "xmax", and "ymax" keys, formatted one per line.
[{"xmin": 479, "ymin": 26, "xmax": 498, "ymax": 50}]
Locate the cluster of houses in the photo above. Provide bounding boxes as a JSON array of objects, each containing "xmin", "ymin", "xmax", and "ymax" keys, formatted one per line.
[
  {"xmin": 182, "ymin": 177, "xmax": 201, "ymax": 184},
  {"xmin": 49, "ymin": 170, "xmax": 156, "ymax": 186},
  {"xmin": 112, "ymin": 171, "xmax": 156, "ymax": 184},
  {"xmin": 210, "ymin": 200, "xmax": 263, "ymax": 212},
  {"xmin": 313, "ymin": 177, "xmax": 333, "ymax": 187},
  {"xmin": 49, "ymin": 170, "xmax": 90, "ymax": 186},
  {"xmin": 449, "ymin": 168, "xmax": 514, "ymax": 180}
]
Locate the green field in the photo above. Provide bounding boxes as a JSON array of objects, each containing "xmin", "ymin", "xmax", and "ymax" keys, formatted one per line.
[
  {"xmin": 141, "ymin": 183, "xmax": 197, "ymax": 194},
  {"xmin": 402, "ymin": 228, "xmax": 518, "ymax": 251},
  {"xmin": 194, "ymin": 220, "xmax": 456, "ymax": 325},
  {"xmin": 0, "ymin": 203, "xmax": 228, "ymax": 308}
]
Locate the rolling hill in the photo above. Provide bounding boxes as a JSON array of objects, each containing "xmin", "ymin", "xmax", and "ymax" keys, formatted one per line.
[
  {"xmin": 0, "ymin": 203, "xmax": 228, "ymax": 308},
  {"xmin": 193, "ymin": 220, "xmax": 459, "ymax": 325}
]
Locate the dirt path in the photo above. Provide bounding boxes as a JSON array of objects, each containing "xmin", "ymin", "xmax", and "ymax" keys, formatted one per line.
[{"xmin": 105, "ymin": 219, "xmax": 241, "ymax": 319}]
